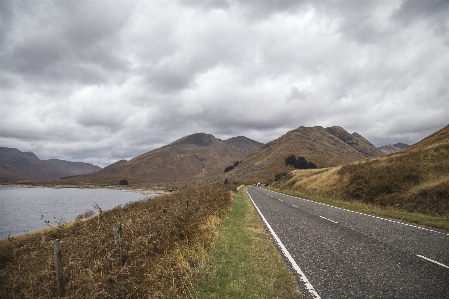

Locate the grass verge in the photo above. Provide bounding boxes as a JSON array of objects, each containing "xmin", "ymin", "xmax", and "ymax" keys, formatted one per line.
[
  {"xmin": 192, "ymin": 186, "xmax": 301, "ymax": 299},
  {"xmin": 271, "ymin": 188, "xmax": 449, "ymax": 231}
]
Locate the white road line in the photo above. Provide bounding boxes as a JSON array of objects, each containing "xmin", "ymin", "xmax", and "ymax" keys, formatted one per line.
[
  {"xmin": 319, "ymin": 215, "xmax": 338, "ymax": 224},
  {"xmin": 247, "ymin": 190, "xmax": 321, "ymax": 299},
  {"xmin": 417, "ymin": 255, "xmax": 449, "ymax": 269}
]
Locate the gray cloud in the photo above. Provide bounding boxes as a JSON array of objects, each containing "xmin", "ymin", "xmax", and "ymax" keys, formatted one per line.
[{"xmin": 1, "ymin": 0, "xmax": 448, "ymax": 167}]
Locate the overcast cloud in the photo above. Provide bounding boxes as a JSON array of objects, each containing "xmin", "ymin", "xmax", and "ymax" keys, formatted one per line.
[{"xmin": 1, "ymin": 0, "xmax": 448, "ymax": 167}]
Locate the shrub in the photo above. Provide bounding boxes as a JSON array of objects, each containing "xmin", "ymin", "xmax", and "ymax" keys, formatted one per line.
[
  {"xmin": 119, "ymin": 179, "xmax": 128, "ymax": 185},
  {"xmin": 75, "ymin": 210, "xmax": 95, "ymax": 220},
  {"xmin": 274, "ymin": 172, "xmax": 288, "ymax": 182}
]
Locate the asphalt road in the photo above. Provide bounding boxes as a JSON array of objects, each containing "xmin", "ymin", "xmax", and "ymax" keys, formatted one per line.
[{"xmin": 246, "ymin": 186, "xmax": 449, "ymax": 299}]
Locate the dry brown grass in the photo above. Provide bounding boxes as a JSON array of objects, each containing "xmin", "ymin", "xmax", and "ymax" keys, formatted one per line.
[
  {"xmin": 274, "ymin": 129, "xmax": 449, "ymax": 218},
  {"xmin": 0, "ymin": 185, "xmax": 233, "ymax": 298}
]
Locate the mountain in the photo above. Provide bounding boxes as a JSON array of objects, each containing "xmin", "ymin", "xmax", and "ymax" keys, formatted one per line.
[
  {"xmin": 275, "ymin": 124, "xmax": 449, "ymax": 217},
  {"xmin": 377, "ymin": 142, "xmax": 409, "ymax": 154},
  {"xmin": 72, "ymin": 133, "xmax": 264, "ymax": 185},
  {"xmin": 0, "ymin": 148, "xmax": 102, "ymax": 182},
  {"xmin": 46, "ymin": 159, "xmax": 101, "ymax": 176},
  {"xmin": 0, "ymin": 148, "xmax": 68, "ymax": 182},
  {"xmin": 104, "ymin": 160, "xmax": 128, "ymax": 170},
  {"xmin": 225, "ymin": 126, "xmax": 384, "ymax": 183}
]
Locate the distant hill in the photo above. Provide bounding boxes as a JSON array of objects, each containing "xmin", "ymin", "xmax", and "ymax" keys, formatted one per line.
[
  {"xmin": 276, "ymin": 124, "xmax": 449, "ymax": 217},
  {"xmin": 47, "ymin": 159, "xmax": 101, "ymax": 176},
  {"xmin": 0, "ymin": 148, "xmax": 68, "ymax": 182},
  {"xmin": 70, "ymin": 133, "xmax": 264, "ymax": 185},
  {"xmin": 377, "ymin": 142, "xmax": 409, "ymax": 154},
  {"xmin": 0, "ymin": 147, "xmax": 101, "ymax": 182},
  {"xmin": 225, "ymin": 126, "xmax": 383, "ymax": 183}
]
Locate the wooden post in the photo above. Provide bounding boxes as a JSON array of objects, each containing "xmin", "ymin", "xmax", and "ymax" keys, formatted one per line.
[
  {"xmin": 113, "ymin": 223, "xmax": 122, "ymax": 266},
  {"xmin": 186, "ymin": 200, "xmax": 189, "ymax": 209},
  {"xmin": 53, "ymin": 239, "xmax": 65, "ymax": 297}
]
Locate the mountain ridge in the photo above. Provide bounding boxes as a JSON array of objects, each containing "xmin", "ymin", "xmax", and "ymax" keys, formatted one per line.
[
  {"xmin": 224, "ymin": 126, "xmax": 384, "ymax": 184},
  {"xmin": 69, "ymin": 133, "xmax": 264, "ymax": 185},
  {"xmin": 0, "ymin": 127, "xmax": 394, "ymax": 185},
  {"xmin": 0, "ymin": 147, "xmax": 101, "ymax": 182}
]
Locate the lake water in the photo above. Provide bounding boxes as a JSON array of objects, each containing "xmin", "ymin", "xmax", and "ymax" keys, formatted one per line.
[{"xmin": 0, "ymin": 186, "xmax": 156, "ymax": 239}]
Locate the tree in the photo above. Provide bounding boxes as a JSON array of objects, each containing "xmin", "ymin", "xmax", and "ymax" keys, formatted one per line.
[
  {"xmin": 285, "ymin": 154, "xmax": 297, "ymax": 166},
  {"xmin": 308, "ymin": 161, "xmax": 317, "ymax": 169},
  {"xmin": 119, "ymin": 179, "xmax": 128, "ymax": 185},
  {"xmin": 294, "ymin": 156, "xmax": 309, "ymax": 169},
  {"xmin": 224, "ymin": 165, "xmax": 234, "ymax": 172},
  {"xmin": 285, "ymin": 154, "xmax": 318, "ymax": 170}
]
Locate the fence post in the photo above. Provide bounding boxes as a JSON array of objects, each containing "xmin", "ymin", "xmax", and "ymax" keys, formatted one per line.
[
  {"xmin": 113, "ymin": 223, "xmax": 122, "ymax": 266},
  {"xmin": 53, "ymin": 239, "xmax": 65, "ymax": 297}
]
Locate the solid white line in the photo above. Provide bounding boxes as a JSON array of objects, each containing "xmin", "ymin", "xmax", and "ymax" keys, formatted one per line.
[
  {"xmin": 319, "ymin": 215, "xmax": 338, "ymax": 224},
  {"xmin": 417, "ymin": 255, "xmax": 449, "ymax": 269},
  {"xmin": 247, "ymin": 190, "xmax": 321, "ymax": 299}
]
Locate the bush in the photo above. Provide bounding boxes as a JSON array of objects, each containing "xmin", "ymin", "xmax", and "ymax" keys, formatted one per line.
[
  {"xmin": 274, "ymin": 172, "xmax": 288, "ymax": 182},
  {"xmin": 75, "ymin": 210, "xmax": 95, "ymax": 220},
  {"xmin": 119, "ymin": 179, "xmax": 128, "ymax": 185}
]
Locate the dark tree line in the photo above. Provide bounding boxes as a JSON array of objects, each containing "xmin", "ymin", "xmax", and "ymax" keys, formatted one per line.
[
  {"xmin": 224, "ymin": 161, "xmax": 241, "ymax": 173},
  {"xmin": 285, "ymin": 154, "xmax": 317, "ymax": 169}
]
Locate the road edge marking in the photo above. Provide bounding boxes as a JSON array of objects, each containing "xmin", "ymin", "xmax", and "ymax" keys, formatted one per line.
[
  {"xmin": 247, "ymin": 189, "xmax": 321, "ymax": 299},
  {"xmin": 417, "ymin": 255, "xmax": 449, "ymax": 269}
]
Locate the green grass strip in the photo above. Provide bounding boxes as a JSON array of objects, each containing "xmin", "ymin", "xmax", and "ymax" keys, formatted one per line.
[
  {"xmin": 192, "ymin": 186, "xmax": 301, "ymax": 299},
  {"xmin": 271, "ymin": 188, "xmax": 449, "ymax": 231}
]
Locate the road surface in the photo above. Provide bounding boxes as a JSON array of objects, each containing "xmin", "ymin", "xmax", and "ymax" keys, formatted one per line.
[{"xmin": 246, "ymin": 186, "xmax": 449, "ymax": 299}]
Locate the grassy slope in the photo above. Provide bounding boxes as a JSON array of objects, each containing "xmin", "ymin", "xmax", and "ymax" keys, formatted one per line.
[
  {"xmin": 193, "ymin": 186, "xmax": 301, "ymax": 299},
  {"xmin": 273, "ymin": 124, "xmax": 449, "ymax": 220}
]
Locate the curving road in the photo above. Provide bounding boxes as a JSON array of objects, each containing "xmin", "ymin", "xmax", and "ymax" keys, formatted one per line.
[{"xmin": 246, "ymin": 186, "xmax": 449, "ymax": 299}]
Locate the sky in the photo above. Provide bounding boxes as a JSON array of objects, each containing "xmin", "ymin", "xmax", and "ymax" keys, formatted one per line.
[{"xmin": 1, "ymin": 0, "xmax": 448, "ymax": 167}]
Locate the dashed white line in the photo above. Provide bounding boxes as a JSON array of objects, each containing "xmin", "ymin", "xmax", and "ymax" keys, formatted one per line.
[
  {"xmin": 247, "ymin": 190, "xmax": 321, "ymax": 299},
  {"xmin": 319, "ymin": 215, "xmax": 338, "ymax": 224},
  {"xmin": 416, "ymin": 255, "xmax": 449, "ymax": 269}
]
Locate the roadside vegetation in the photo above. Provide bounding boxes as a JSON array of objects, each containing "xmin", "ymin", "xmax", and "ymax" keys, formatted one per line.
[
  {"xmin": 193, "ymin": 186, "xmax": 301, "ymax": 299},
  {"xmin": 0, "ymin": 185, "xmax": 232, "ymax": 298}
]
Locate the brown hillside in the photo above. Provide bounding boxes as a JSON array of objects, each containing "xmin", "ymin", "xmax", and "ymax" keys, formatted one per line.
[
  {"xmin": 0, "ymin": 148, "xmax": 68, "ymax": 182},
  {"xmin": 227, "ymin": 126, "xmax": 383, "ymax": 183},
  {"xmin": 276, "ymin": 124, "xmax": 449, "ymax": 217},
  {"xmin": 71, "ymin": 133, "xmax": 263, "ymax": 186}
]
